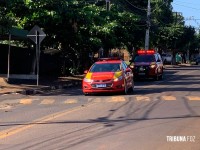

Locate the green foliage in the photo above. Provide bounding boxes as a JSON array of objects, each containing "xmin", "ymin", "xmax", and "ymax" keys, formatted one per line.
[{"xmin": 0, "ymin": 0, "xmax": 200, "ymax": 75}]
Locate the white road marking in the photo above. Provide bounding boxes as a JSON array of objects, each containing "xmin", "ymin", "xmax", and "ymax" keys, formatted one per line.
[
  {"xmin": 161, "ymin": 96, "xmax": 176, "ymax": 101},
  {"xmin": 40, "ymin": 99, "xmax": 55, "ymax": 104}
]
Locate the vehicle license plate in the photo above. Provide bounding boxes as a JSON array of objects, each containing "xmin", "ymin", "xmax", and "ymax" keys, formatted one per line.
[
  {"xmin": 138, "ymin": 73, "xmax": 145, "ymax": 75},
  {"xmin": 96, "ymin": 84, "xmax": 106, "ymax": 88},
  {"xmin": 139, "ymin": 67, "xmax": 144, "ymax": 71}
]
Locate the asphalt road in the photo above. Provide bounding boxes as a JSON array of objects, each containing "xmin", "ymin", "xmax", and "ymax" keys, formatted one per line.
[{"xmin": 0, "ymin": 65, "xmax": 200, "ymax": 150}]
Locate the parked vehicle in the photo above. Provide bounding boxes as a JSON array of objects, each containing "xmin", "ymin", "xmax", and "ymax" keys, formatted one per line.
[
  {"xmin": 82, "ymin": 57, "xmax": 134, "ymax": 95},
  {"xmin": 130, "ymin": 50, "xmax": 164, "ymax": 80},
  {"xmin": 194, "ymin": 56, "xmax": 200, "ymax": 65},
  {"xmin": 162, "ymin": 53, "xmax": 172, "ymax": 64}
]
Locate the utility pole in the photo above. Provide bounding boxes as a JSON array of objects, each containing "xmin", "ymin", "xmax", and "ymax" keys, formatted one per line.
[
  {"xmin": 106, "ymin": 0, "xmax": 110, "ymax": 11},
  {"xmin": 145, "ymin": 0, "xmax": 151, "ymax": 50}
]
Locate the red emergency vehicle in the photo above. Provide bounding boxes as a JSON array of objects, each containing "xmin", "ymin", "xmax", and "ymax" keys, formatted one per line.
[
  {"xmin": 82, "ymin": 58, "xmax": 134, "ymax": 95},
  {"xmin": 130, "ymin": 50, "xmax": 164, "ymax": 80}
]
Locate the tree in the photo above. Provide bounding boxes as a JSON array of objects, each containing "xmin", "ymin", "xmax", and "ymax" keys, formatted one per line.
[{"xmin": 1, "ymin": 0, "xmax": 199, "ymax": 75}]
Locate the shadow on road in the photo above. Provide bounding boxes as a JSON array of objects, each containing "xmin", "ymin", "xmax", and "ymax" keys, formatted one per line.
[{"xmin": 16, "ymin": 65, "xmax": 200, "ymax": 96}]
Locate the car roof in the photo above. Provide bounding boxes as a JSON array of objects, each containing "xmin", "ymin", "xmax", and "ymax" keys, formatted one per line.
[{"xmin": 96, "ymin": 58, "xmax": 122, "ymax": 64}]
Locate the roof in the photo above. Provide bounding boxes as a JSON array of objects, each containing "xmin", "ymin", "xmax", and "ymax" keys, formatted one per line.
[{"xmin": 0, "ymin": 26, "xmax": 28, "ymax": 40}]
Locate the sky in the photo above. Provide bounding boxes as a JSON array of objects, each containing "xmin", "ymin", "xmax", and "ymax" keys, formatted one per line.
[{"xmin": 172, "ymin": 0, "xmax": 200, "ymax": 30}]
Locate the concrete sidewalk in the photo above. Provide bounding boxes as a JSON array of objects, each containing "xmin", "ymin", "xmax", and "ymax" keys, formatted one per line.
[{"xmin": 0, "ymin": 75, "xmax": 84, "ymax": 95}]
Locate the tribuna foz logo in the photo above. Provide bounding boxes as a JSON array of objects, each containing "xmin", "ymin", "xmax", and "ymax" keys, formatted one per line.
[{"xmin": 166, "ymin": 136, "xmax": 195, "ymax": 142}]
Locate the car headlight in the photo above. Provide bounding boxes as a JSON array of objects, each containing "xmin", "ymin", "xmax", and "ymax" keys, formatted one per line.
[
  {"xmin": 129, "ymin": 62, "xmax": 134, "ymax": 69},
  {"xmin": 114, "ymin": 76, "xmax": 123, "ymax": 81},
  {"xmin": 150, "ymin": 64, "xmax": 156, "ymax": 68},
  {"xmin": 129, "ymin": 64, "xmax": 134, "ymax": 69},
  {"xmin": 83, "ymin": 78, "xmax": 93, "ymax": 83}
]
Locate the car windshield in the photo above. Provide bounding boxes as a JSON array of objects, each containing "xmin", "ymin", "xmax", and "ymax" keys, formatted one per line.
[
  {"xmin": 90, "ymin": 63, "xmax": 121, "ymax": 72},
  {"xmin": 134, "ymin": 55, "xmax": 155, "ymax": 62}
]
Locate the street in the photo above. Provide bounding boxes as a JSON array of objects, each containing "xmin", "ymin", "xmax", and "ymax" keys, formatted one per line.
[{"xmin": 0, "ymin": 65, "xmax": 200, "ymax": 150}]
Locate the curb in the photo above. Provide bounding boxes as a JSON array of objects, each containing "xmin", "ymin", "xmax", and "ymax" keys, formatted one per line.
[
  {"xmin": 0, "ymin": 80, "xmax": 82, "ymax": 95},
  {"xmin": 164, "ymin": 63, "xmax": 192, "ymax": 69},
  {"xmin": 30, "ymin": 80, "xmax": 82, "ymax": 95}
]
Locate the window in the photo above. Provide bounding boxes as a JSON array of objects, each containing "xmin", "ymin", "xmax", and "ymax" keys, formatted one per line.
[
  {"xmin": 90, "ymin": 63, "xmax": 121, "ymax": 72},
  {"xmin": 134, "ymin": 55, "xmax": 155, "ymax": 62}
]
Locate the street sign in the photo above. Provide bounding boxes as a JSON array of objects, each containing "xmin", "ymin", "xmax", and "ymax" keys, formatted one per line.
[
  {"xmin": 27, "ymin": 25, "xmax": 46, "ymax": 86},
  {"xmin": 27, "ymin": 25, "xmax": 46, "ymax": 44}
]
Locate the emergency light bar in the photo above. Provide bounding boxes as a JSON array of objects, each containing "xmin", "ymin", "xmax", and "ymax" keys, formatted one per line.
[{"xmin": 137, "ymin": 50, "xmax": 155, "ymax": 55}]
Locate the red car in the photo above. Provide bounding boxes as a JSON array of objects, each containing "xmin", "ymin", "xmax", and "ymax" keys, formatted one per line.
[
  {"xmin": 130, "ymin": 50, "xmax": 164, "ymax": 80},
  {"xmin": 82, "ymin": 58, "xmax": 134, "ymax": 95}
]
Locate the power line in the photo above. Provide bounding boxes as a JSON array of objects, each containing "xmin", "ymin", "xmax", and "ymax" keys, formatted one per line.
[
  {"xmin": 184, "ymin": 16, "xmax": 200, "ymax": 29},
  {"xmin": 173, "ymin": 2, "xmax": 200, "ymax": 29},
  {"xmin": 124, "ymin": 0, "xmax": 147, "ymax": 11},
  {"xmin": 174, "ymin": 0, "xmax": 200, "ymax": 6},
  {"xmin": 173, "ymin": 3, "xmax": 200, "ymax": 11},
  {"xmin": 117, "ymin": 1, "xmax": 147, "ymax": 20},
  {"xmin": 151, "ymin": 0, "xmax": 168, "ymax": 14}
]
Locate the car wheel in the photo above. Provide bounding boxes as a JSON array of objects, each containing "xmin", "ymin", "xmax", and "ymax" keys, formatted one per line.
[
  {"xmin": 159, "ymin": 73, "xmax": 163, "ymax": 80},
  {"xmin": 159, "ymin": 69, "xmax": 164, "ymax": 80},
  {"xmin": 84, "ymin": 92, "xmax": 89, "ymax": 96},
  {"xmin": 123, "ymin": 80, "xmax": 128, "ymax": 95},
  {"xmin": 164, "ymin": 59, "xmax": 167, "ymax": 64},
  {"xmin": 154, "ymin": 73, "xmax": 159, "ymax": 81},
  {"xmin": 128, "ymin": 80, "xmax": 134, "ymax": 93}
]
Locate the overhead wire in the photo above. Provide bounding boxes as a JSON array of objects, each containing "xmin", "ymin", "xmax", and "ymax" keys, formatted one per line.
[
  {"xmin": 173, "ymin": 0, "xmax": 200, "ymax": 6},
  {"xmin": 122, "ymin": 0, "xmax": 170, "ymax": 24},
  {"xmin": 115, "ymin": 0, "xmax": 199, "ymax": 29},
  {"xmin": 173, "ymin": 3, "xmax": 200, "ymax": 11},
  {"xmin": 124, "ymin": 0, "xmax": 147, "ymax": 11},
  {"xmin": 152, "ymin": 1, "xmax": 170, "ymax": 16},
  {"xmin": 118, "ymin": 0, "xmax": 146, "ymax": 17},
  {"xmin": 173, "ymin": 1, "xmax": 200, "ymax": 29},
  {"xmin": 117, "ymin": 0, "xmax": 147, "ymax": 27}
]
